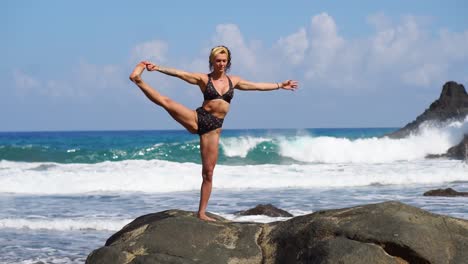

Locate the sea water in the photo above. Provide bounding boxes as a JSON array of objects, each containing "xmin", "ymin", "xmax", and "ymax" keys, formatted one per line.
[{"xmin": 1, "ymin": 119, "xmax": 467, "ymax": 263}]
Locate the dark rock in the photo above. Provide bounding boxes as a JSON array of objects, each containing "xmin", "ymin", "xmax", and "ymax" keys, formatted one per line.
[
  {"xmin": 425, "ymin": 153, "xmax": 446, "ymax": 159},
  {"xmin": 446, "ymin": 134, "xmax": 468, "ymax": 160},
  {"xmin": 423, "ymin": 188, "xmax": 468, "ymax": 197},
  {"xmin": 86, "ymin": 202, "xmax": 468, "ymax": 264},
  {"xmin": 237, "ymin": 204, "xmax": 293, "ymax": 217},
  {"xmin": 387, "ymin": 81, "xmax": 468, "ymax": 139}
]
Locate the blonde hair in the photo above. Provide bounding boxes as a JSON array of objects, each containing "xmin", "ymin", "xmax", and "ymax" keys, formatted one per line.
[{"xmin": 209, "ymin": 45, "xmax": 231, "ymax": 71}]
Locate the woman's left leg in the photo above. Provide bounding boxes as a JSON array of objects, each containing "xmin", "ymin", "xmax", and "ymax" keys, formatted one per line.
[{"xmin": 197, "ymin": 129, "xmax": 221, "ymax": 221}]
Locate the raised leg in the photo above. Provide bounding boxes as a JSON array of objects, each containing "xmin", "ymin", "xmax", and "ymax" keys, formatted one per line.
[
  {"xmin": 130, "ymin": 63, "xmax": 198, "ymax": 133},
  {"xmin": 197, "ymin": 129, "xmax": 221, "ymax": 221}
]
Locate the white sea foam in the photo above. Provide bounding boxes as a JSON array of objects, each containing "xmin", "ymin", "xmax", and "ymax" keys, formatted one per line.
[
  {"xmin": 18, "ymin": 257, "xmax": 85, "ymax": 264},
  {"xmin": 220, "ymin": 136, "xmax": 269, "ymax": 157},
  {"xmin": 0, "ymin": 218, "xmax": 131, "ymax": 231},
  {"xmin": 0, "ymin": 158, "xmax": 467, "ymax": 194},
  {"xmin": 279, "ymin": 118, "xmax": 468, "ymax": 163}
]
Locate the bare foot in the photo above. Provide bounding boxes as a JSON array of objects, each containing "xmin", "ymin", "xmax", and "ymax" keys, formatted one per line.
[
  {"xmin": 197, "ymin": 213, "xmax": 216, "ymax": 222},
  {"xmin": 129, "ymin": 62, "xmax": 146, "ymax": 82}
]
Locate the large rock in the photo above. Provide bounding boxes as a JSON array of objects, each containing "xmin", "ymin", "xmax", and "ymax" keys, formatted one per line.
[
  {"xmin": 86, "ymin": 201, "xmax": 468, "ymax": 264},
  {"xmin": 388, "ymin": 81, "xmax": 468, "ymax": 139}
]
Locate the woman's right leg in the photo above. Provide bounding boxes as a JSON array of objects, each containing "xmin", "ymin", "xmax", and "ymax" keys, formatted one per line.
[{"xmin": 130, "ymin": 63, "xmax": 198, "ymax": 133}]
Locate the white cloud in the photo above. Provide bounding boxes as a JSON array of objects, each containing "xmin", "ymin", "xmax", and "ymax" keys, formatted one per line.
[
  {"xmin": 75, "ymin": 60, "xmax": 124, "ymax": 92},
  {"xmin": 298, "ymin": 13, "xmax": 468, "ymax": 89},
  {"xmin": 367, "ymin": 13, "xmax": 392, "ymax": 31},
  {"xmin": 12, "ymin": 61, "xmax": 126, "ymax": 98},
  {"xmin": 306, "ymin": 13, "xmax": 345, "ymax": 80},
  {"xmin": 402, "ymin": 63, "xmax": 448, "ymax": 87},
  {"xmin": 13, "ymin": 69, "xmax": 74, "ymax": 97},
  {"xmin": 365, "ymin": 15, "xmax": 468, "ymax": 88},
  {"xmin": 438, "ymin": 29, "xmax": 468, "ymax": 60},
  {"xmin": 277, "ymin": 27, "xmax": 309, "ymax": 65},
  {"xmin": 131, "ymin": 40, "xmax": 168, "ymax": 63},
  {"xmin": 13, "ymin": 70, "xmax": 40, "ymax": 93},
  {"xmin": 45, "ymin": 79, "xmax": 73, "ymax": 97},
  {"xmin": 369, "ymin": 16, "xmax": 423, "ymax": 68}
]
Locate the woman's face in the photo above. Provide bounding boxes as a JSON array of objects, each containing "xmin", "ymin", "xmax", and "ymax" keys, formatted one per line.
[{"xmin": 212, "ymin": 53, "xmax": 228, "ymax": 73}]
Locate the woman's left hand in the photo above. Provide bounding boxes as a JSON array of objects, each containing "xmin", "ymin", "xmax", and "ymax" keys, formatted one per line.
[
  {"xmin": 281, "ymin": 80, "xmax": 299, "ymax": 91},
  {"xmin": 142, "ymin": 61, "xmax": 159, "ymax": 71}
]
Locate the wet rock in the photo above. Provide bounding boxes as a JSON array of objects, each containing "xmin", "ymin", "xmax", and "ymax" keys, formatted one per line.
[
  {"xmin": 423, "ymin": 188, "xmax": 468, "ymax": 197},
  {"xmin": 237, "ymin": 204, "xmax": 293, "ymax": 217}
]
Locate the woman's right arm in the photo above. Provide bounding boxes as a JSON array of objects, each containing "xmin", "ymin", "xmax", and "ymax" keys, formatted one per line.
[{"xmin": 146, "ymin": 61, "xmax": 205, "ymax": 86}]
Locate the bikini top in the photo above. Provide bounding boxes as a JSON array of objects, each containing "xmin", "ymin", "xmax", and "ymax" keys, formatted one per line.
[{"xmin": 203, "ymin": 74, "xmax": 234, "ymax": 103}]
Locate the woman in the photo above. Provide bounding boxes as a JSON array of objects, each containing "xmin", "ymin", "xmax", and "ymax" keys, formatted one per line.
[{"xmin": 129, "ymin": 46, "xmax": 298, "ymax": 221}]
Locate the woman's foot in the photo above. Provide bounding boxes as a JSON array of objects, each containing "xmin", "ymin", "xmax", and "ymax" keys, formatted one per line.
[
  {"xmin": 129, "ymin": 62, "xmax": 146, "ymax": 83},
  {"xmin": 197, "ymin": 212, "xmax": 216, "ymax": 222}
]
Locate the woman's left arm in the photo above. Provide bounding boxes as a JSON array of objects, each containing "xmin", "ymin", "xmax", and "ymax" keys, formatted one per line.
[{"xmin": 234, "ymin": 77, "xmax": 299, "ymax": 91}]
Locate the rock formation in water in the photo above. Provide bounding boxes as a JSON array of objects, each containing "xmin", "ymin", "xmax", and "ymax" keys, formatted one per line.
[
  {"xmin": 387, "ymin": 81, "xmax": 468, "ymax": 139},
  {"xmin": 387, "ymin": 81, "xmax": 468, "ymax": 160},
  {"xmin": 423, "ymin": 188, "xmax": 468, "ymax": 197},
  {"xmin": 236, "ymin": 204, "xmax": 293, "ymax": 217}
]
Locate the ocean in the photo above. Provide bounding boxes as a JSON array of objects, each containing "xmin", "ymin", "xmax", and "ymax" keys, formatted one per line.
[{"xmin": 1, "ymin": 120, "xmax": 468, "ymax": 263}]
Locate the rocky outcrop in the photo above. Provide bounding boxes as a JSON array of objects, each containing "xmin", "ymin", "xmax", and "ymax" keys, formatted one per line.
[
  {"xmin": 446, "ymin": 134, "xmax": 468, "ymax": 160},
  {"xmin": 86, "ymin": 201, "xmax": 468, "ymax": 264},
  {"xmin": 425, "ymin": 134, "xmax": 468, "ymax": 160},
  {"xmin": 424, "ymin": 188, "xmax": 468, "ymax": 197},
  {"xmin": 236, "ymin": 204, "xmax": 293, "ymax": 217},
  {"xmin": 388, "ymin": 81, "xmax": 468, "ymax": 139}
]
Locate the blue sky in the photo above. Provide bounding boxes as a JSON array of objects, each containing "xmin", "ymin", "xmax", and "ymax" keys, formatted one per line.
[{"xmin": 2, "ymin": 0, "xmax": 468, "ymax": 131}]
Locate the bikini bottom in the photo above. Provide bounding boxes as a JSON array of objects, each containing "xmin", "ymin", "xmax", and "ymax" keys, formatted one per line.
[{"xmin": 196, "ymin": 107, "xmax": 224, "ymax": 135}]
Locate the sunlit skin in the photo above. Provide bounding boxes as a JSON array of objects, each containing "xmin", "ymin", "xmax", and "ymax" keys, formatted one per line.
[{"xmin": 130, "ymin": 48, "xmax": 298, "ymax": 221}]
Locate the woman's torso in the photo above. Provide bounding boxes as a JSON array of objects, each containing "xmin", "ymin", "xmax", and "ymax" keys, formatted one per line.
[{"xmin": 199, "ymin": 74, "xmax": 235, "ymax": 119}]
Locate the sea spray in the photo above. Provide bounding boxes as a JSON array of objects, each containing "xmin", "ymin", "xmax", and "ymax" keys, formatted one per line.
[
  {"xmin": 1, "ymin": 159, "xmax": 466, "ymax": 194},
  {"xmin": 279, "ymin": 118, "xmax": 468, "ymax": 163}
]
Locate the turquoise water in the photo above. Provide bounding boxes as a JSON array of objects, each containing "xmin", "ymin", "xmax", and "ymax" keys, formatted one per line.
[{"xmin": 0, "ymin": 128, "xmax": 396, "ymax": 164}]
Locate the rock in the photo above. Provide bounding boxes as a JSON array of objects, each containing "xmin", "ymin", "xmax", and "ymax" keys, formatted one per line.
[
  {"xmin": 236, "ymin": 204, "xmax": 293, "ymax": 217},
  {"xmin": 87, "ymin": 210, "xmax": 263, "ymax": 264},
  {"xmin": 425, "ymin": 153, "xmax": 445, "ymax": 159},
  {"xmin": 425, "ymin": 134, "xmax": 468, "ymax": 160},
  {"xmin": 423, "ymin": 188, "xmax": 468, "ymax": 197},
  {"xmin": 86, "ymin": 202, "xmax": 468, "ymax": 264},
  {"xmin": 446, "ymin": 134, "xmax": 468, "ymax": 160},
  {"xmin": 387, "ymin": 81, "xmax": 468, "ymax": 139}
]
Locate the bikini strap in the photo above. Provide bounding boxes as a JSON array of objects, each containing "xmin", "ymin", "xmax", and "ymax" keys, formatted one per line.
[{"xmin": 226, "ymin": 75, "xmax": 233, "ymax": 89}]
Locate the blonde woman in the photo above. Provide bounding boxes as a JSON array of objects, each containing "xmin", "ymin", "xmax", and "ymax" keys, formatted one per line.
[{"xmin": 129, "ymin": 46, "xmax": 298, "ymax": 221}]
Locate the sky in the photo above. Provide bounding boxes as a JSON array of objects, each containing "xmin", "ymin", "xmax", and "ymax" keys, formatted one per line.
[{"xmin": 2, "ymin": 0, "xmax": 468, "ymax": 131}]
